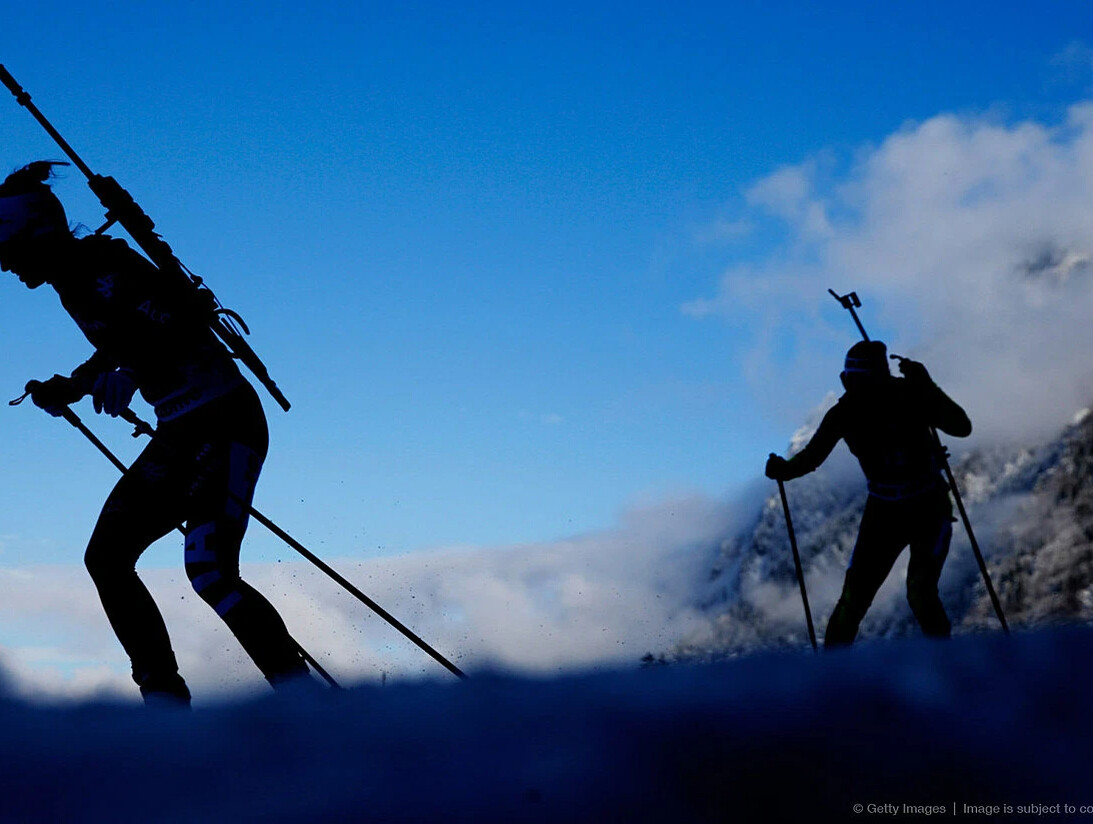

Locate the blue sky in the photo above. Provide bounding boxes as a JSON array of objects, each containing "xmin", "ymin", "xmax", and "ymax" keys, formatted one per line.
[{"xmin": 1, "ymin": 5, "xmax": 1092, "ymax": 573}]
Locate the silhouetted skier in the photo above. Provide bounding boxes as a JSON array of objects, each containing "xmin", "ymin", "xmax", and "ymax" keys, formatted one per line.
[
  {"xmin": 0, "ymin": 161, "xmax": 309, "ymax": 705},
  {"xmin": 765, "ymin": 340, "xmax": 972, "ymax": 647}
]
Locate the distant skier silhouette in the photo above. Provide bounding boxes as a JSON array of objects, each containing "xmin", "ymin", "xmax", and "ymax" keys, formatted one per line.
[
  {"xmin": 0, "ymin": 161, "xmax": 310, "ymax": 705},
  {"xmin": 765, "ymin": 340, "xmax": 972, "ymax": 647}
]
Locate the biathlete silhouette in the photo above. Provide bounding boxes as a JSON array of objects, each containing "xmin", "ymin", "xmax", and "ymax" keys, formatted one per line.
[
  {"xmin": 0, "ymin": 161, "xmax": 311, "ymax": 705},
  {"xmin": 765, "ymin": 340, "xmax": 973, "ymax": 647}
]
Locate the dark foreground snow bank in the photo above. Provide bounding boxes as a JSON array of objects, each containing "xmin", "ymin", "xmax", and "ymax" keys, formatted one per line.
[{"xmin": 2, "ymin": 628, "xmax": 1091, "ymax": 822}]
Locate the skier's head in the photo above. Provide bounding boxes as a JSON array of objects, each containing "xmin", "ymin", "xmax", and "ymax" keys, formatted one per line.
[
  {"xmin": 0, "ymin": 161, "xmax": 72, "ymax": 288},
  {"xmin": 840, "ymin": 339, "xmax": 890, "ymax": 393}
]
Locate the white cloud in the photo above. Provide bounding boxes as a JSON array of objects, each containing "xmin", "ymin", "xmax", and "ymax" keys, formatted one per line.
[
  {"xmin": 689, "ymin": 101, "xmax": 1093, "ymax": 445},
  {"xmin": 693, "ymin": 217, "xmax": 754, "ymax": 245},
  {"xmin": 745, "ymin": 160, "xmax": 833, "ymax": 240},
  {"xmin": 746, "ymin": 163, "xmax": 814, "ymax": 219},
  {"xmin": 1051, "ymin": 41, "xmax": 1093, "ymax": 86},
  {"xmin": 0, "ymin": 494, "xmax": 729, "ymax": 703}
]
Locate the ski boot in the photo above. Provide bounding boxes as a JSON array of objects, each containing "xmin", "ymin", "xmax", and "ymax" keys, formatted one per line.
[{"xmin": 137, "ymin": 671, "xmax": 192, "ymax": 710}]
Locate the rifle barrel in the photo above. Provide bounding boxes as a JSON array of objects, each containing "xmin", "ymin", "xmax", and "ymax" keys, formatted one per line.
[
  {"xmin": 1, "ymin": 63, "xmax": 291, "ymax": 412},
  {"xmin": 0, "ymin": 64, "xmax": 95, "ymax": 179}
]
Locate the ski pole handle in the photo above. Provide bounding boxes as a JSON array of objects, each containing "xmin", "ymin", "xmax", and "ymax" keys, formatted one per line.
[
  {"xmin": 119, "ymin": 408, "xmax": 156, "ymax": 437},
  {"xmin": 10, "ymin": 378, "xmax": 78, "ymax": 416},
  {"xmin": 10, "ymin": 381, "xmax": 154, "ymax": 437},
  {"xmin": 8, "ymin": 380, "xmax": 39, "ymax": 407}
]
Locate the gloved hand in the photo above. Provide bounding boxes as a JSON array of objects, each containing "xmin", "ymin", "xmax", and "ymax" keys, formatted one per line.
[
  {"xmin": 765, "ymin": 453, "xmax": 790, "ymax": 481},
  {"xmin": 28, "ymin": 375, "xmax": 82, "ymax": 417},
  {"xmin": 895, "ymin": 357, "xmax": 931, "ymax": 384},
  {"xmin": 92, "ymin": 369, "xmax": 137, "ymax": 417}
]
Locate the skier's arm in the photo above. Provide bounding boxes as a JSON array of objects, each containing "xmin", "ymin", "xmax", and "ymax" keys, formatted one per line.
[
  {"xmin": 928, "ymin": 385, "xmax": 971, "ymax": 437},
  {"xmin": 767, "ymin": 404, "xmax": 844, "ymax": 481},
  {"xmin": 69, "ymin": 350, "xmax": 119, "ymax": 398},
  {"xmin": 26, "ymin": 349, "xmax": 116, "ymax": 415},
  {"xmin": 66, "ymin": 351, "xmax": 138, "ymax": 416},
  {"xmin": 898, "ymin": 359, "xmax": 971, "ymax": 438}
]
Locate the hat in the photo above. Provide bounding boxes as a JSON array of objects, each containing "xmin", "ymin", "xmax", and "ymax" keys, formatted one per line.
[{"xmin": 841, "ymin": 340, "xmax": 889, "ymax": 380}]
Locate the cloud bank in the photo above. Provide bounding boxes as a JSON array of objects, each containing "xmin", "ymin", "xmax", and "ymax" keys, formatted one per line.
[
  {"xmin": 0, "ymin": 494, "xmax": 729, "ymax": 703},
  {"xmin": 688, "ymin": 101, "xmax": 1093, "ymax": 446}
]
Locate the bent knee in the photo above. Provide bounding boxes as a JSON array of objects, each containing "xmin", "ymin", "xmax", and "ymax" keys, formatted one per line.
[
  {"xmin": 84, "ymin": 537, "xmax": 138, "ymax": 581},
  {"xmin": 906, "ymin": 574, "xmax": 941, "ymax": 603},
  {"xmin": 836, "ymin": 575, "xmax": 878, "ymax": 620},
  {"xmin": 186, "ymin": 564, "xmax": 221, "ymax": 594},
  {"xmin": 185, "ymin": 563, "xmax": 236, "ymax": 594},
  {"xmin": 906, "ymin": 586, "xmax": 943, "ymax": 615},
  {"xmin": 184, "ymin": 562, "xmax": 245, "ymax": 614},
  {"xmin": 83, "ymin": 545, "xmax": 107, "ymax": 579}
]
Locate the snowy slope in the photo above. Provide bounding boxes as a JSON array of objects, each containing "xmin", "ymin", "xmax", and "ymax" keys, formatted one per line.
[{"xmin": 1, "ymin": 627, "xmax": 1091, "ymax": 823}]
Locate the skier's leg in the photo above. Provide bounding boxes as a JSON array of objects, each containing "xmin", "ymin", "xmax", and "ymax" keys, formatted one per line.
[
  {"xmin": 183, "ymin": 403, "xmax": 308, "ymax": 687},
  {"xmin": 824, "ymin": 497, "xmax": 907, "ymax": 648},
  {"xmin": 906, "ymin": 492, "xmax": 954, "ymax": 639},
  {"xmin": 84, "ymin": 439, "xmax": 191, "ymax": 703}
]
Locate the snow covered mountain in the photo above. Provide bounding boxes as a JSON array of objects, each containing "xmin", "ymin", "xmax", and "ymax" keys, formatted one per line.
[{"xmin": 670, "ymin": 404, "xmax": 1093, "ymax": 660}]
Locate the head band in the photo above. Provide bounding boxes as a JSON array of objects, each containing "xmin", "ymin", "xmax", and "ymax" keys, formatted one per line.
[{"xmin": 843, "ymin": 356, "xmax": 885, "ymax": 374}]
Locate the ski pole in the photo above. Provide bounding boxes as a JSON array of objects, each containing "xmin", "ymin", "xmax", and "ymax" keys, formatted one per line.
[
  {"xmin": 828, "ymin": 289, "xmax": 1010, "ymax": 633},
  {"xmin": 772, "ymin": 469, "xmax": 818, "ymax": 651},
  {"xmin": 12, "ymin": 387, "xmax": 468, "ymax": 680},
  {"xmin": 111, "ymin": 409, "xmax": 468, "ymax": 680},
  {"xmin": 80, "ymin": 409, "xmax": 342, "ymax": 685},
  {"xmin": 7, "ymin": 398, "xmax": 342, "ymax": 688},
  {"xmin": 929, "ymin": 428, "xmax": 1009, "ymax": 634}
]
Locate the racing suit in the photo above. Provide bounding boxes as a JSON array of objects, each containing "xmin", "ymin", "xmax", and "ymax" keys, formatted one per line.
[
  {"xmin": 778, "ymin": 373, "xmax": 972, "ymax": 647},
  {"xmin": 49, "ymin": 235, "xmax": 307, "ymax": 696}
]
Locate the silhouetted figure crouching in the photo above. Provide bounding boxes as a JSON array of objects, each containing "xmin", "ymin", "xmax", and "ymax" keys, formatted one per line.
[
  {"xmin": 0, "ymin": 161, "xmax": 309, "ymax": 705},
  {"xmin": 766, "ymin": 340, "xmax": 972, "ymax": 648}
]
